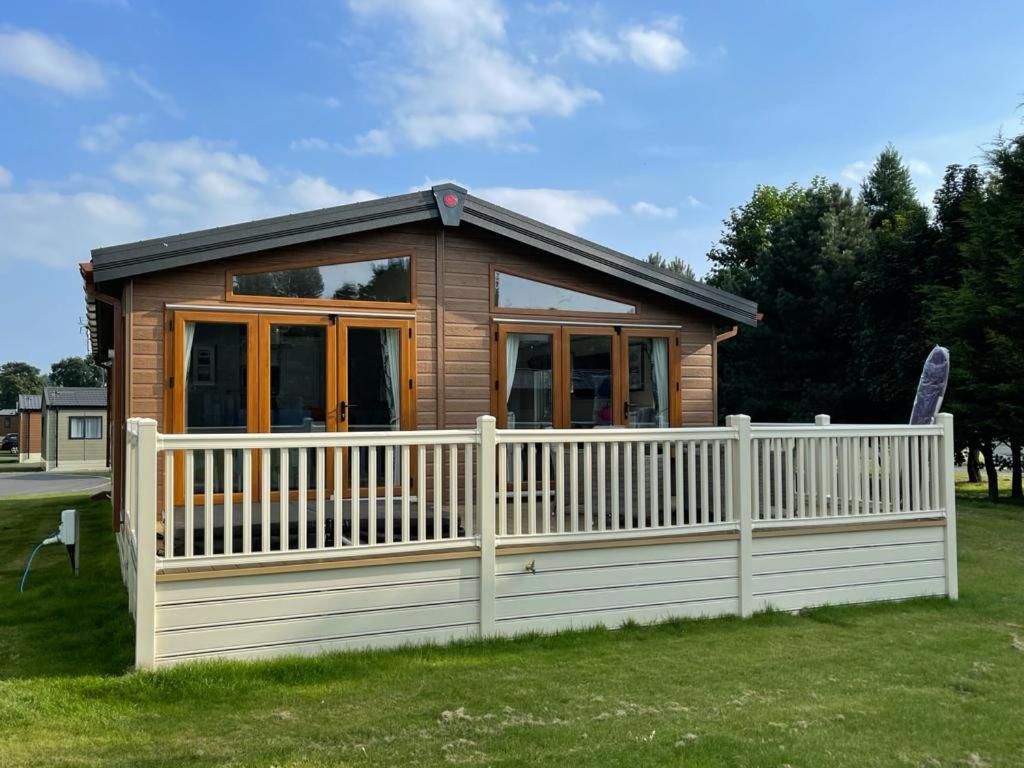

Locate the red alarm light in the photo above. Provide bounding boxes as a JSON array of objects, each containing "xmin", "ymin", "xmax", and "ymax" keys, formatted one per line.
[{"xmin": 442, "ymin": 193, "xmax": 458, "ymax": 208}]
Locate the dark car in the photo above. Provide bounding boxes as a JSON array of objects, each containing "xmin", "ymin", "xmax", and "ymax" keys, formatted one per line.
[{"xmin": 2, "ymin": 433, "xmax": 17, "ymax": 455}]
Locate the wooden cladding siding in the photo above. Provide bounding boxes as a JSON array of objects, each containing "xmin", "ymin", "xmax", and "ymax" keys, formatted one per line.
[
  {"xmin": 125, "ymin": 221, "xmax": 718, "ymax": 433},
  {"xmin": 18, "ymin": 410, "xmax": 42, "ymax": 457}
]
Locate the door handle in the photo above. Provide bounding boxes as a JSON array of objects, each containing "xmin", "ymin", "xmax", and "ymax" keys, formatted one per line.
[
  {"xmin": 337, "ymin": 401, "xmax": 347, "ymax": 423},
  {"xmin": 623, "ymin": 401, "xmax": 629, "ymax": 423}
]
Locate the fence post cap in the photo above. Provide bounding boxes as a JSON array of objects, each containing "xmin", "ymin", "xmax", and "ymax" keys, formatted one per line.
[
  {"xmin": 814, "ymin": 414, "xmax": 831, "ymax": 425},
  {"xmin": 725, "ymin": 414, "xmax": 751, "ymax": 427}
]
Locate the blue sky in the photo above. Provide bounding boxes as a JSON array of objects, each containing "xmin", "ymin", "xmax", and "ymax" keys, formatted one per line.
[{"xmin": 1, "ymin": 0, "xmax": 1022, "ymax": 370}]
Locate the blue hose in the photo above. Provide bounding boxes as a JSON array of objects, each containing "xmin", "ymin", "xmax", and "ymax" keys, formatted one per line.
[{"xmin": 20, "ymin": 532, "xmax": 58, "ymax": 593}]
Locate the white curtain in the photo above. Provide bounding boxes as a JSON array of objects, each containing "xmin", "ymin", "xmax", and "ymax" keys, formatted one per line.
[
  {"xmin": 380, "ymin": 328, "xmax": 401, "ymax": 429},
  {"xmin": 504, "ymin": 334, "xmax": 520, "ymax": 402},
  {"xmin": 183, "ymin": 322, "xmax": 196, "ymax": 425},
  {"xmin": 652, "ymin": 337, "xmax": 669, "ymax": 427}
]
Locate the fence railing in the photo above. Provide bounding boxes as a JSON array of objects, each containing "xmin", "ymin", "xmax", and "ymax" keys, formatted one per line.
[
  {"xmin": 158, "ymin": 429, "xmax": 478, "ymax": 562},
  {"xmin": 750, "ymin": 417, "xmax": 945, "ymax": 522},
  {"xmin": 494, "ymin": 428, "xmax": 734, "ymax": 538},
  {"xmin": 122, "ymin": 413, "xmax": 957, "ymax": 666}
]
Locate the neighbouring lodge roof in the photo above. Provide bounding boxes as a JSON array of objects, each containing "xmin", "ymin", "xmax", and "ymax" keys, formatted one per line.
[
  {"xmin": 16, "ymin": 394, "xmax": 41, "ymax": 411},
  {"xmin": 88, "ymin": 184, "xmax": 758, "ymax": 326},
  {"xmin": 42, "ymin": 387, "xmax": 107, "ymax": 409}
]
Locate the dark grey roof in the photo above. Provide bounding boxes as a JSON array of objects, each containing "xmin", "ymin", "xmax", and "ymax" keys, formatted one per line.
[
  {"xmin": 42, "ymin": 387, "xmax": 107, "ymax": 408},
  {"xmin": 91, "ymin": 184, "xmax": 758, "ymax": 326},
  {"xmin": 16, "ymin": 394, "xmax": 41, "ymax": 411}
]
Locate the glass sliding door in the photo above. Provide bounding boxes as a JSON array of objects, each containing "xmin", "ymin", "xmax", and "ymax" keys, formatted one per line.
[
  {"xmin": 260, "ymin": 316, "xmax": 331, "ymax": 491},
  {"xmin": 337, "ymin": 319, "xmax": 411, "ymax": 489},
  {"xmin": 501, "ymin": 330, "xmax": 557, "ymax": 429},
  {"xmin": 623, "ymin": 333, "xmax": 672, "ymax": 428},
  {"xmin": 175, "ymin": 314, "xmax": 258, "ymax": 496},
  {"xmin": 495, "ymin": 323, "xmax": 679, "ymax": 429},
  {"xmin": 567, "ymin": 331, "xmax": 615, "ymax": 428}
]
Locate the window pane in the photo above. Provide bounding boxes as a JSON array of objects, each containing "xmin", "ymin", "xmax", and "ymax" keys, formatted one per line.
[
  {"xmin": 495, "ymin": 272, "xmax": 635, "ymax": 314},
  {"xmin": 233, "ymin": 257, "xmax": 411, "ymax": 303},
  {"xmin": 505, "ymin": 333, "xmax": 553, "ymax": 429},
  {"xmin": 85, "ymin": 417, "xmax": 102, "ymax": 439},
  {"xmin": 626, "ymin": 337, "xmax": 670, "ymax": 427},
  {"xmin": 268, "ymin": 325, "xmax": 327, "ymax": 491},
  {"xmin": 69, "ymin": 418, "xmax": 83, "ymax": 439},
  {"xmin": 569, "ymin": 335, "xmax": 613, "ymax": 428},
  {"xmin": 185, "ymin": 322, "xmax": 248, "ymax": 494},
  {"xmin": 348, "ymin": 327, "xmax": 403, "ymax": 487}
]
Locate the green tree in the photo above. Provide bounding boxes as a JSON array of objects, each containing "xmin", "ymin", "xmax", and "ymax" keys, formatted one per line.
[
  {"xmin": 49, "ymin": 356, "xmax": 106, "ymax": 388},
  {"xmin": 927, "ymin": 164, "xmax": 984, "ymax": 480},
  {"xmin": 644, "ymin": 252, "xmax": 698, "ymax": 281},
  {"xmin": 929, "ymin": 133, "xmax": 1024, "ymax": 501},
  {"xmin": 332, "ymin": 259, "xmax": 411, "ymax": 301},
  {"xmin": 0, "ymin": 362, "xmax": 45, "ymax": 409},
  {"xmin": 707, "ymin": 179, "xmax": 871, "ymax": 421},
  {"xmin": 853, "ymin": 146, "xmax": 932, "ymax": 423}
]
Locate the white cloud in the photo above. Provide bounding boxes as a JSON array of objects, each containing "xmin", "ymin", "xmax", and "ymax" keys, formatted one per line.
[
  {"xmin": 631, "ymin": 201, "xmax": 677, "ymax": 219},
  {"xmin": 565, "ymin": 29, "xmax": 621, "ymax": 64},
  {"xmin": 476, "ymin": 186, "xmax": 618, "ymax": 233},
  {"xmin": 112, "ymin": 138, "xmax": 269, "ymax": 191},
  {"xmin": 0, "ymin": 166, "xmax": 11, "ymax": 188},
  {"xmin": 682, "ymin": 194, "xmax": 702, "ymax": 208},
  {"xmin": 291, "ymin": 137, "xmax": 335, "ymax": 152},
  {"xmin": 291, "ymin": 129, "xmax": 395, "ymax": 156},
  {"xmin": 286, "ymin": 175, "xmax": 377, "ymax": 209},
  {"xmin": 325, "ymin": 96, "xmax": 341, "ymax": 109},
  {"xmin": 841, "ymin": 160, "xmax": 868, "ymax": 184},
  {"xmin": 0, "ymin": 189, "xmax": 145, "ymax": 265},
  {"xmin": 564, "ymin": 21, "xmax": 688, "ymax": 73},
  {"xmin": 346, "ymin": 0, "xmax": 599, "ymax": 150},
  {"xmin": 128, "ymin": 71, "xmax": 182, "ymax": 117},
  {"xmin": 907, "ymin": 158, "xmax": 933, "ymax": 176},
  {"xmin": 621, "ymin": 25, "xmax": 688, "ymax": 71},
  {"xmin": 79, "ymin": 114, "xmax": 144, "ymax": 153},
  {"xmin": 0, "ymin": 28, "xmax": 106, "ymax": 96},
  {"xmin": 0, "ymin": 137, "xmax": 383, "ymax": 269},
  {"xmin": 344, "ymin": 128, "xmax": 395, "ymax": 156}
]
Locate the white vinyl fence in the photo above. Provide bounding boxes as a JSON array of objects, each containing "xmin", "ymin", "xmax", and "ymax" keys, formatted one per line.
[{"xmin": 118, "ymin": 414, "xmax": 958, "ymax": 668}]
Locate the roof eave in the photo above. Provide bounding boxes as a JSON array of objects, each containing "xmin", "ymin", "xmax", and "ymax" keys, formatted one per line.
[
  {"xmin": 91, "ymin": 192, "xmax": 439, "ymax": 284},
  {"xmin": 88, "ymin": 187, "xmax": 758, "ymax": 326},
  {"xmin": 459, "ymin": 195, "xmax": 759, "ymax": 326}
]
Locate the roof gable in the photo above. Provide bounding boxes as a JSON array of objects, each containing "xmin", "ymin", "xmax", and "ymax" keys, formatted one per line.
[
  {"xmin": 17, "ymin": 394, "xmax": 41, "ymax": 411},
  {"xmin": 91, "ymin": 184, "xmax": 757, "ymax": 326},
  {"xmin": 43, "ymin": 387, "xmax": 107, "ymax": 408}
]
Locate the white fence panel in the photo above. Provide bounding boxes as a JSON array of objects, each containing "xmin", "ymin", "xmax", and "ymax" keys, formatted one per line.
[{"xmin": 119, "ymin": 413, "xmax": 958, "ymax": 668}]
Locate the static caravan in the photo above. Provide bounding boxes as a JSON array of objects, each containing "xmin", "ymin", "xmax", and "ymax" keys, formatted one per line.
[
  {"xmin": 82, "ymin": 186, "xmax": 957, "ymax": 668},
  {"xmin": 41, "ymin": 386, "xmax": 108, "ymax": 471}
]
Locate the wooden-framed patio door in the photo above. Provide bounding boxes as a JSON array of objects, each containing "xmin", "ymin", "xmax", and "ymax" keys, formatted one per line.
[
  {"xmin": 169, "ymin": 309, "xmax": 415, "ymax": 503},
  {"xmin": 495, "ymin": 322, "xmax": 683, "ymax": 430},
  {"xmin": 496, "ymin": 323, "xmax": 563, "ymax": 430},
  {"xmin": 169, "ymin": 310, "xmax": 260, "ymax": 506},
  {"xmin": 335, "ymin": 316, "xmax": 415, "ymax": 493},
  {"xmin": 258, "ymin": 313, "xmax": 336, "ymax": 501}
]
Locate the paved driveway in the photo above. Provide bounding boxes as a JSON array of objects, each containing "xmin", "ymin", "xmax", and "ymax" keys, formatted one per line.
[{"xmin": 0, "ymin": 472, "xmax": 110, "ymax": 498}]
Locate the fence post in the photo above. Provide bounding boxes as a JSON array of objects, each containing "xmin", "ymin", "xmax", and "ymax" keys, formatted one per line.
[
  {"xmin": 134, "ymin": 418, "xmax": 159, "ymax": 669},
  {"xmin": 814, "ymin": 414, "xmax": 831, "ymax": 426},
  {"xmin": 476, "ymin": 415, "xmax": 497, "ymax": 637},
  {"xmin": 726, "ymin": 414, "xmax": 754, "ymax": 617},
  {"xmin": 937, "ymin": 412, "xmax": 958, "ymax": 600}
]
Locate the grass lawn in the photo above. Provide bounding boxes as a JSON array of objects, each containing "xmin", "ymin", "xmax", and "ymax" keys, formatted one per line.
[
  {"xmin": 1, "ymin": 487, "xmax": 1022, "ymax": 766},
  {"xmin": 0, "ymin": 455, "xmax": 43, "ymax": 473}
]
